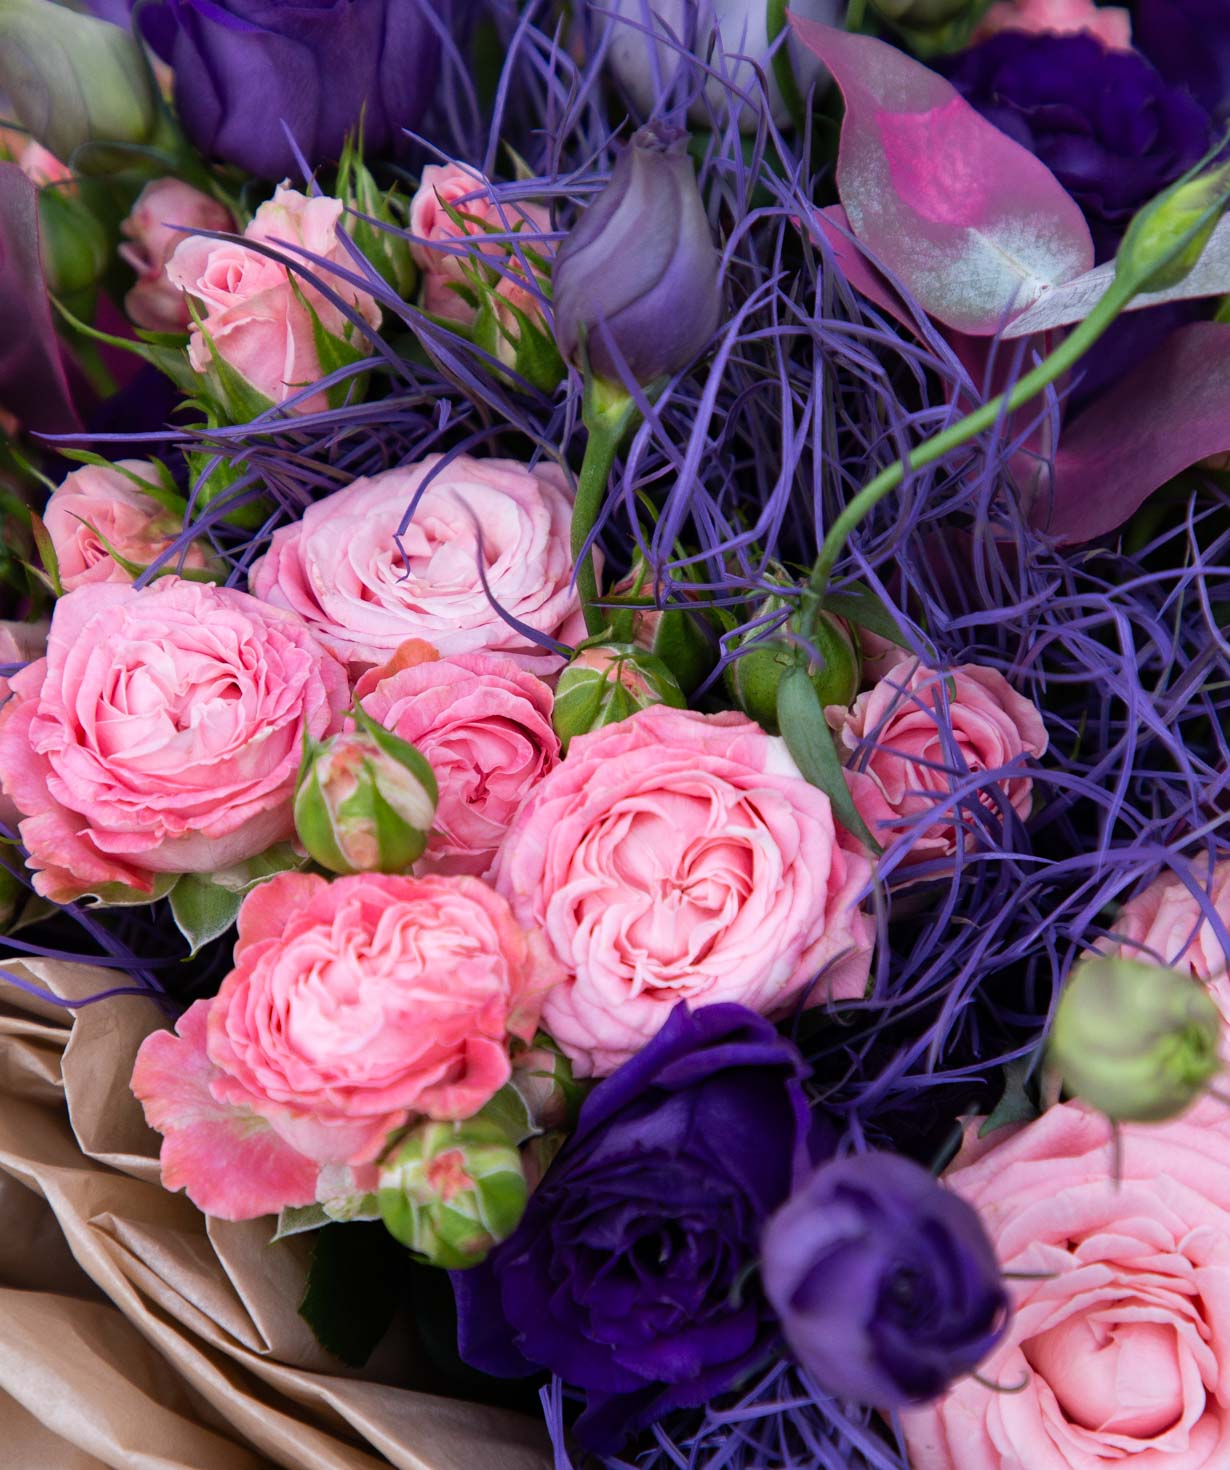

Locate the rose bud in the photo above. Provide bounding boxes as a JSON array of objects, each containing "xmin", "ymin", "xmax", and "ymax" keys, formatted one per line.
[
  {"xmin": 337, "ymin": 148, "xmax": 416, "ymax": 300},
  {"xmin": 611, "ymin": 566, "xmax": 719, "ymax": 695},
  {"xmin": 552, "ymin": 643, "xmax": 686, "ymax": 752},
  {"xmin": 0, "ymin": 0, "xmax": 161, "ymax": 171},
  {"xmin": 473, "ymin": 273, "xmax": 565, "ymax": 393},
  {"xmin": 510, "ymin": 1036, "xmax": 586, "ymax": 1132},
  {"xmin": 293, "ymin": 710, "xmax": 438, "ymax": 876},
  {"xmin": 1115, "ymin": 155, "xmax": 1230, "ymax": 295},
  {"xmin": 378, "ymin": 1118, "xmax": 528, "ymax": 1270},
  {"xmin": 119, "ymin": 178, "xmax": 235, "ymax": 332},
  {"xmin": 728, "ymin": 602, "xmax": 860, "ymax": 733},
  {"xmin": 553, "ymin": 123, "xmax": 722, "ymax": 388},
  {"xmin": 1048, "ymin": 955, "xmax": 1222, "ymax": 1122},
  {"xmin": 761, "ymin": 1153, "xmax": 1009, "ymax": 1408}
]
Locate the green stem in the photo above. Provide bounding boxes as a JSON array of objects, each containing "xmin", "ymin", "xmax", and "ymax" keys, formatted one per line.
[
  {"xmin": 572, "ymin": 387, "xmax": 640, "ymax": 637},
  {"xmin": 804, "ymin": 276, "xmax": 1137, "ymax": 617},
  {"xmin": 766, "ymin": 0, "xmax": 806, "ymax": 136}
]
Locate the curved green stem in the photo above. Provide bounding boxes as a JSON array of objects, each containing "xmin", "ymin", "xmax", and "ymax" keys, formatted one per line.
[
  {"xmin": 804, "ymin": 276, "xmax": 1137, "ymax": 617},
  {"xmin": 766, "ymin": 0, "xmax": 806, "ymax": 136},
  {"xmin": 572, "ymin": 386, "xmax": 640, "ymax": 637}
]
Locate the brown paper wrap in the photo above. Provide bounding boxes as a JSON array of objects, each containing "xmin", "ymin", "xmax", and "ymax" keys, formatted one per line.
[{"xmin": 0, "ymin": 958, "xmax": 553, "ymax": 1470}]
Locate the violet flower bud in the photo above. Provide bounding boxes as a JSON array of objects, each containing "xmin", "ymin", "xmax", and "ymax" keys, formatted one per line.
[
  {"xmin": 553, "ymin": 123, "xmax": 722, "ymax": 387},
  {"xmin": 761, "ymin": 1153, "xmax": 1008, "ymax": 1408}
]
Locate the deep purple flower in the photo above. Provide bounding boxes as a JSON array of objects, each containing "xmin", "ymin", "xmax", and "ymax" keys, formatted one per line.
[
  {"xmin": 136, "ymin": 0, "xmax": 446, "ymax": 180},
  {"xmin": 451, "ymin": 1002, "xmax": 816, "ymax": 1453},
  {"xmin": 761, "ymin": 1153, "xmax": 1008, "ymax": 1407},
  {"xmin": 1137, "ymin": 0, "xmax": 1230, "ymax": 120},
  {"xmin": 553, "ymin": 123, "xmax": 723, "ymax": 386},
  {"xmin": 944, "ymin": 33, "xmax": 1212, "ymax": 260}
]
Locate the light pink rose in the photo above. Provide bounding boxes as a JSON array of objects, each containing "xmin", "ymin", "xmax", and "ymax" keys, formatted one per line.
[
  {"xmin": 360, "ymin": 651, "xmax": 560, "ymax": 876},
  {"xmin": 0, "ymin": 619, "xmax": 48, "ymax": 831},
  {"xmin": 119, "ymin": 178, "xmax": 234, "ymax": 331},
  {"xmin": 828, "ymin": 662, "xmax": 1048, "ymax": 867},
  {"xmin": 1092, "ymin": 862, "xmax": 1230, "ymax": 983},
  {"xmin": 0, "ymin": 578, "xmax": 348, "ymax": 903},
  {"xmin": 410, "ymin": 163, "xmax": 551, "ymax": 328},
  {"xmin": 248, "ymin": 453, "xmax": 584, "ymax": 675},
  {"xmin": 903, "ymin": 1097, "xmax": 1230, "ymax": 1470},
  {"xmin": 165, "ymin": 182, "xmax": 381, "ymax": 413},
  {"xmin": 975, "ymin": 0, "xmax": 1131, "ymax": 46},
  {"xmin": 132, "ymin": 869, "xmax": 562, "ymax": 1218},
  {"xmin": 42, "ymin": 459, "xmax": 213, "ymax": 590},
  {"xmin": 493, "ymin": 705, "xmax": 875, "ymax": 1077}
]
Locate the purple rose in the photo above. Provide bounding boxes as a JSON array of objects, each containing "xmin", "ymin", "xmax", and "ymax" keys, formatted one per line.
[
  {"xmin": 136, "ymin": 0, "xmax": 452, "ymax": 179},
  {"xmin": 451, "ymin": 1002, "xmax": 815, "ymax": 1453},
  {"xmin": 944, "ymin": 33, "xmax": 1212, "ymax": 260},
  {"xmin": 1137, "ymin": 0, "xmax": 1230, "ymax": 120},
  {"xmin": 761, "ymin": 1153, "xmax": 1008, "ymax": 1407}
]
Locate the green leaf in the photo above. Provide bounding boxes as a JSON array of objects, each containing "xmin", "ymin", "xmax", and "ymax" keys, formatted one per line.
[
  {"xmin": 27, "ymin": 512, "xmax": 62, "ymax": 597},
  {"xmin": 822, "ymin": 586, "xmax": 910, "ymax": 646},
  {"xmin": 776, "ymin": 664, "xmax": 882, "ymax": 855},
  {"xmin": 979, "ymin": 1056, "xmax": 1041, "ymax": 1139},
  {"xmin": 273, "ymin": 1204, "xmax": 330, "ymax": 1242},
  {"xmin": 59, "ymin": 450, "xmax": 188, "ymax": 515},
  {"xmin": 211, "ymin": 842, "xmax": 306, "ymax": 894},
  {"xmin": 478, "ymin": 1082, "xmax": 541, "ymax": 1147},
  {"xmin": 298, "ymin": 1222, "xmax": 401, "ymax": 1368},
  {"xmin": 169, "ymin": 874, "xmax": 243, "ymax": 956}
]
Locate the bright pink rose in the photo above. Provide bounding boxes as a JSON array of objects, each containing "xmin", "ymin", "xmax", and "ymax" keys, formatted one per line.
[
  {"xmin": 132, "ymin": 869, "xmax": 561, "ymax": 1218},
  {"xmin": 903, "ymin": 1097, "xmax": 1230, "ymax": 1470},
  {"xmin": 119, "ymin": 178, "xmax": 234, "ymax": 331},
  {"xmin": 1092, "ymin": 862, "xmax": 1230, "ymax": 982},
  {"xmin": 493, "ymin": 705, "xmax": 875, "ymax": 1076},
  {"xmin": 42, "ymin": 459, "xmax": 213, "ymax": 590},
  {"xmin": 0, "ymin": 619, "xmax": 48, "ymax": 830},
  {"xmin": 249, "ymin": 453, "xmax": 584, "ymax": 674},
  {"xmin": 361, "ymin": 651, "xmax": 560, "ymax": 876},
  {"xmin": 0, "ymin": 578, "xmax": 348, "ymax": 903},
  {"xmin": 409, "ymin": 162, "xmax": 551, "ymax": 328},
  {"xmin": 975, "ymin": 0, "xmax": 1131, "ymax": 46},
  {"xmin": 165, "ymin": 183, "xmax": 381, "ymax": 413},
  {"xmin": 829, "ymin": 662, "xmax": 1048, "ymax": 866}
]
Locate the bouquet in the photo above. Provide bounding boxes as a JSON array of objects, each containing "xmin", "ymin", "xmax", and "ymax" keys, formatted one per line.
[{"xmin": 0, "ymin": 0, "xmax": 1228, "ymax": 1465}]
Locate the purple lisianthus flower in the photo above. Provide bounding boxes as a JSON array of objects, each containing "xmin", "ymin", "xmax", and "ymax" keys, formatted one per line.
[
  {"xmin": 553, "ymin": 122, "xmax": 723, "ymax": 387},
  {"xmin": 135, "ymin": 0, "xmax": 449, "ymax": 179},
  {"xmin": 761, "ymin": 1153, "xmax": 1008, "ymax": 1407},
  {"xmin": 451, "ymin": 1002, "xmax": 817, "ymax": 1454},
  {"xmin": 944, "ymin": 32, "xmax": 1212, "ymax": 260},
  {"xmin": 1137, "ymin": 0, "xmax": 1230, "ymax": 120}
]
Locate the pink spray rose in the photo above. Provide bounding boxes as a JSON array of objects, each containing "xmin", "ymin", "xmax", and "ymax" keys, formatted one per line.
[
  {"xmin": 360, "ymin": 650, "xmax": 560, "ymax": 876},
  {"xmin": 249, "ymin": 454, "xmax": 584, "ymax": 674},
  {"xmin": 1092, "ymin": 862, "xmax": 1230, "ymax": 983},
  {"xmin": 165, "ymin": 182, "xmax": 381, "ymax": 413},
  {"xmin": 0, "ymin": 620, "xmax": 48, "ymax": 830},
  {"xmin": 903, "ymin": 1096, "xmax": 1230, "ymax": 1470},
  {"xmin": 0, "ymin": 578, "xmax": 348, "ymax": 903},
  {"xmin": 42, "ymin": 459, "xmax": 213, "ymax": 589},
  {"xmin": 119, "ymin": 178, "xmax": 235, "ymax": 331},
  {"xmin": 975, "ymin": 0, "xmax": 1132, "ymax": 47},
  {"xmin": 131, "ymin": 869, "xmax": 561, "ymax": 1219},
  {"xmin": 828, "ymin": 662, "xmax": 1048, "ymax": 866},
  {"xmin": 409, "ymin": 162, "xmax": 551, "ymax": 328},
  {"xmin": 493, "ymin": 705, "xmax": 875, "ymax": 1077}
]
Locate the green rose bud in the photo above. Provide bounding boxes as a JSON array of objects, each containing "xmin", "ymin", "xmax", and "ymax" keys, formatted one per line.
[
  {"xmin": 378, "ymin": 1118, "xmax": 528, "ymax": 1269},
  {"xmin": 552, "ymin": 642, "xmax": 687, "ymax": 752},
  {"xmin": 337, "ymin": 147, "xmax": 416, "ymax": 299},
  {"xmin": 472, "ymin": 273, "xmax": 566, "ymax": 394},
  {"xmin": 1116, "ymin": 157, "xmax": 1230, "ymax": 295},
  {"xmin": 610, "ymin": 566, "xmax": 719, "ymax": 695},
  {"xmin": 727, "ymin": 602, "xmax": 861, "ymax": 733},
  {"xmin": 0, "ymin": 0, "xmax": 162, "ymax": 171},
  {"xmin": 510, "ymin": 1036, "xmax": 588, "ymax": 1132},
  {"xmin": 1048, "ymin": 955, "xmax": 1223, "ymax": 1123},
  {"xmin": 294, "ymin": 708, "xmax": 437, "ymax": 875}
]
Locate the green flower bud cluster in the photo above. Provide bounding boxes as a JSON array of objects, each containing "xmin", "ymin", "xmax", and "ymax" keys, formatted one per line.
[
  {"xmin": 727, "ymin": 599, "xmax": 861, "ymax": 733},
  {"xmin": 552, "ymin": 642, "xmax": 687, "ymax": 751}
]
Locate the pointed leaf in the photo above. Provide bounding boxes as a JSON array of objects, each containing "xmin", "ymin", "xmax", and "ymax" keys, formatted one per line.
[
  {"xmin": 169, "ymin": 874, "xmax": 243, "ymax": 956},
  {"xmin": 790, "ymin": 19, "xmax": 1094, "ymax": 334}
]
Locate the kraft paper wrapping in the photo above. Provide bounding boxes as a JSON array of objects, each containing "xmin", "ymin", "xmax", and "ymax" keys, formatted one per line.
[{"xmin": 0, "ymin": 958, "xmax": 553, "ymax": 1470}]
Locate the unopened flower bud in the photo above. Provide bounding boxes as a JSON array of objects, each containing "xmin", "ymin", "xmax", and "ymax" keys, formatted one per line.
[
  {"xmin": 0, "ymin": 0, "xmax": 161, "ymax": 171},
  {"xmin": 728, "ymin": 602, "xmax": 861, "ymax": 733},
  {"xmin": 473, "ymin": 273, "xmax": 565, "ymax": 393},
  {"xmin": 1116, "ymin": 158, "xmax": 1230, "ymax": 295},
  {"xmin": 378, "ymin": 1118, "xmax": 527, "ymax": 1269},
  {"xmin": 294, "ymin": 710, "xmax": 437, "ymax": 876},
  {"xmin": 553, "ymin": 123, "xmax": 722, "ymax": 387},
  {"xmin": 612, "ymin": 567, "xmax": 719, "ymax": 695},
  {"xmin": 1048, "ymin": 955, "xmax": 1222, "ymax": 1123},
  {"xmin": 510, "ymin": 1037, "xmax": 587, "ymax": 1132},
  {"xmin": 337, "ymin": 148, "xmax": 416, "ymax": 299},
  {"xmin": 552, "ymin": 642, "xmax": 687, "ymax": 751}
]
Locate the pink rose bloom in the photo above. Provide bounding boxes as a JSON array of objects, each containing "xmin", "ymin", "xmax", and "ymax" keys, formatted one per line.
[
  {"xmin": 1093, "ymin": 862, "xmax": 1230, "ymax": 982},
  {"xmin": 0, "ymin": 578, "xmax": 348, "ymax": 903},
  {"xmin": 249, "ymin": 453, "xmax": 584, "ymax": 675},
  {"xmin": 131, "ymin": 869, "xmax": 561, "ymax": 1218},
  {"xmin": 166, "ymin": 182, "xmax": 381, "ymax": 413},
  {"xmin": 42, "ymin": 459, "xmax": 213, "ymax": 590},
  {"xmin": 828, "ymin": 662, "xmax": 1048, "ymax": 866},
  {"xmin": 119, "ymin": 178, "xmax": 234, "ymax": 332},
  {"xmin": 0, "ymin": 619, "xmax": 48, "ymax": 830},
  {"xmin": 903, "ymin": 1097, "xmax": 1230, "ymax": 1470},
  {"xmin": 410, "ymin": 163, "xmax": 551, "ymax": 328},
  {"xmin": 493, "ymin": 705, "xmax": 875, "ymax": 1076},
  {"xmin": 361, "ymin": 651, "xmax": 560, "ymax": 876},
  {"xmin": 975, "ymin": 0, "xmax": 1131, "ymax": 47}
]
